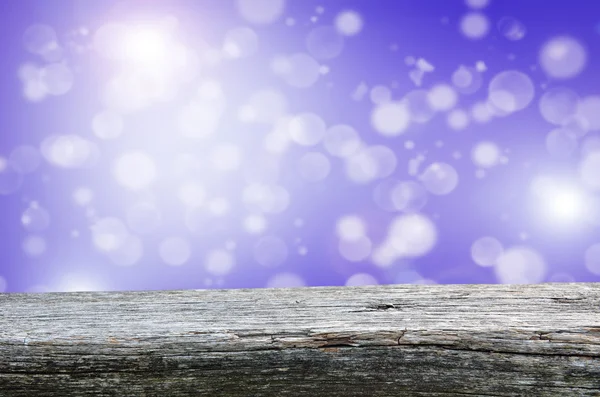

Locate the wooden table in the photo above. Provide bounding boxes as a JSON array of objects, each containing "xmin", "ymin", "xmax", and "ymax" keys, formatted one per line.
[{"xmin": 1, "ymin": 283, "xmax": 599, "ymax": 396}]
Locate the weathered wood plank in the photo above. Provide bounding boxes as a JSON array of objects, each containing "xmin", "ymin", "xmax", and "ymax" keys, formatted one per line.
[{"xmin": 1, "ymin": 282, "xmax": 600, "ymax": 396}]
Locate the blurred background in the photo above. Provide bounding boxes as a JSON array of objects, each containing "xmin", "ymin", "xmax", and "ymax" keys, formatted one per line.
[{"xmin": 1, "ymin": 0, "xmax": 600, "ymax": 293}]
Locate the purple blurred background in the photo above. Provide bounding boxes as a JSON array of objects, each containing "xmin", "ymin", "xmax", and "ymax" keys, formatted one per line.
[{"xmin": 1, "ymin": 0, "xmax": 600, "ymax": 293}]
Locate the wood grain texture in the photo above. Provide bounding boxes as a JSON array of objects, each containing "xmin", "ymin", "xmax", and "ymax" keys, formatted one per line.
[{"xmin": 1, "ymin": 282, "xmax": 600, "ymax": 396}]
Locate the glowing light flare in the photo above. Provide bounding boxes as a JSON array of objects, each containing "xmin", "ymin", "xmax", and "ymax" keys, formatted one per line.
[
  {"xmin": 531, "ymin": 176, "xmax": 590, "ymax": 224},
  {"xmin": 120, "ymin": 24, "xmax": 170, "ymax": 66},
  {"xmin": 96, "ymin": 19, "xmax": 198, "ymax": 113},
  {"xmin": 550, "ymin": 191, "xmax": 583, "ymax": 220}
]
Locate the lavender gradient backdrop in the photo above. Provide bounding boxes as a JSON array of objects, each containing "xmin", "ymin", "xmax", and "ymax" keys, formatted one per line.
[{"xmin": 1, "ymin": 0, "xmax": 600, "ymax": 293}]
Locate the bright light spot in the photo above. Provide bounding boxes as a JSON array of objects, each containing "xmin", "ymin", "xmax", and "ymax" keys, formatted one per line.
[
  {"xmin": 427, "ymin": 84, "xmax": 458, "ymax": 111},
  {"xmin": 371, "ymin": 101, "xmax": 410, "ymax": 136},
  {"xmin": 494, "ymin": 246, "xmax": 547, "ymax": 284},
  {"xmin": 471, "ymin": 237, "xmax": 504, "ymax": 267},
  {"xmin": 532, "ymin": 177, "xmax": 588, "ymax": 222},
  {"xmin": 546, "ymin": 190, "xmax": 584, "ymax": 221},
  {"xmin": 387, "ymin": 213, "xmax": 437, "ymax": 257},
  {"xmin": 121, "ymin": 25, "xmax": 170, "ymax": 65},
  {"xmin": 335, "ymin": 10, "xmax": 363, "ymax": 36},
  {"xmin": 460, "ymin": 12, "xmax": 490, "ymax": 39},
  {"xmin": 205, "ymin": 249, "xmax": 235, "ymax": 276},
  {"xmin": 539, "ymin": 36, "xmax": 587, "ymax": 79},
  {"xmin": 159, "ymin": 236, "xmax": 191, "ymax": 266},
  {"xmin": 113, "ymin": 151, "xmax": 156, "ymax": 191},
  {"xmin": 472, "ymin": 141, "xmax": 501, "ymax": 168},
  {"xmin": 336, "ymin": 215, "xmax": 366, "ymax": 241}
]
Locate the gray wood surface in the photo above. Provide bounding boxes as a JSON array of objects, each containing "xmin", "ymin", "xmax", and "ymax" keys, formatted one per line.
[{"xmin": 1, "ymin": 282, "xmax": 600, "ymax": 396}]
